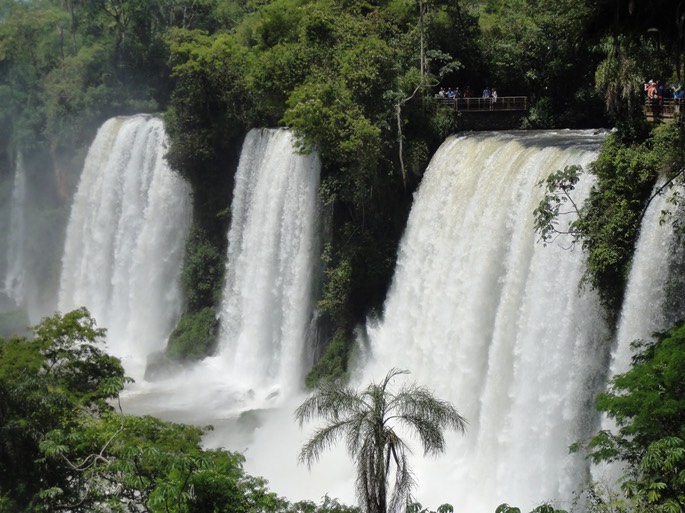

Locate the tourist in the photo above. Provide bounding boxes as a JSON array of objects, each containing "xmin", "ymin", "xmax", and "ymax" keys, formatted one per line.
[
  {"xmin": 645, "ymin": 80, "xmax": 657, "ymax": 101},
  {"xmin": 492, "ymin": 89, "xmax": 498, "ymax": 103},
  {"xmin": 482, "ymin": 86, "xmax": 491, "ymax": 98}
]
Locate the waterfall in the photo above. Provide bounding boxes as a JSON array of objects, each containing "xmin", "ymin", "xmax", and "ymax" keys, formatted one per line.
[
  {"xmin": 58, "ymin": 115, "xmax": 192, "ymax": 379},
  {"xmin": 216, "ymin": 128, "xmax": 321, "ymax": 401},
  {"xmin": 358, "ymin": 131, "xmax": 610, "ymax": 513},
  {"xmin": 607, "ymin": 179, "xmax": 685, "ymax": 378},
  {"xmin": 121, "ymin": 127, "xmax": 321, "ymax": 427},
  {"xmin": 3, "ymin": 155, "xmax": 26, "ymax": 306},
  {"xmin": 592, "ymin": 178, "xmax": 685, "ymax": 485}
]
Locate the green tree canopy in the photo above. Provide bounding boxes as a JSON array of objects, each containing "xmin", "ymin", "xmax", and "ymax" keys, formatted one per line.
[
  {"xmin": 0, "ymin": 308, "xmax": 289, "ymax": 513},
  {"xmin": 586, "ymin": 321, "xmax": 685, "ymax": 512}
]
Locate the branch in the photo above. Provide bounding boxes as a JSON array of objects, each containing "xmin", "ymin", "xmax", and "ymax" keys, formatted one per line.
[
  {"xmin": 636, "ymin": 167, "xmax": 685, "ymax": 228},
  {"xmin": 396, "ymin": 82, "xmax": 425, "ymax": 187}
]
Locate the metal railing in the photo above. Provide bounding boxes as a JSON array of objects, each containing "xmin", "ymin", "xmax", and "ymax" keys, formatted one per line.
[
  {"xmin": 435, "ymin": 96, "xmax": 528, "ymax": 112},
  {"xmin": 644, "ymin": 98, "xmax": 683, "ymax": 121}
]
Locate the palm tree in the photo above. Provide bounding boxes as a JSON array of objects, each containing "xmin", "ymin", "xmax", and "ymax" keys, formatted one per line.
[{"xmin": 295, "ymin": 368, "xmax": 467, "ymax": 513}]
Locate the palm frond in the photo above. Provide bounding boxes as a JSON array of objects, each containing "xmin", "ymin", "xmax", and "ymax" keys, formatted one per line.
[
  {"xmin": 295, "ymin": 381, "xmax": 366, "ymax": 425},
  {"xmin": 390, "ymin": 385, "xmax": 467, "ymax": 433},
  {"xmin": 299, "ymin": 419, "xmax": 353, "ymax": 468},
  {"xmin": 387, "ymin": 451, "xmax": 415, "ymax": 513}
]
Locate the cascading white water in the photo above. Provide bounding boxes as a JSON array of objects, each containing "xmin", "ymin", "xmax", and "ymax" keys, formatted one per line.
[
  {"xmin": 50, "ymin": 124, "xmax": 684, "ymax": 511},
  {"xmin": 121, "ymin": 128, "xmax": 321, "ymax": 426},
  {"xmin": 357, "ymin": 131, "xmax": 611, "ymax": 513},
  {"xmin": 217, "ymin": 128, "xmax": 321, "ymax": 401},
  {"xmin": 3, "ymin": 155, "xmax": 26, "ymax": 306},
  {"xmin": 606, "ymin": 179, "xmax": 685, "ymax": 378},
  {"xmin": 592, "ymin": 178, "xmax": 685, "ymax": 485},
  {"xmin": 58, "ymin": 115, "xmax": 192, "ymax": 380}
]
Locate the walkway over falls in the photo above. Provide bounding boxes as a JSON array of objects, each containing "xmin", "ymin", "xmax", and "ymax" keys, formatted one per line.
[
  {"xmin": 644, "ymin": 98, "xmax": 683, "ymax": 122},
  {"xmin": 436, "ymin": 96, "xmax": 528, "ymax": 112}
]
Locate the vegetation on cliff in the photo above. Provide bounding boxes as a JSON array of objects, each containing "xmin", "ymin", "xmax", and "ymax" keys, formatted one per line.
[
  {"xmin": 0, "ymin": 0, "xmax": 605, "ymax": 371},
  {"xmin": 2, "ymin": 1, "xmax": 685, "ymax": 512},
  {"xmin": 1, "ymin": 0, "xmax": 684, "ymax": 376}
]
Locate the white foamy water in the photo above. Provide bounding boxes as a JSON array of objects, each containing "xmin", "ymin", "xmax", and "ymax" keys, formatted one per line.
[
  {"xmin": 606, "ymin": 179, "xmax": 685, "ymax": 378},
  {"xmin": 58, "ymin": 115, "xmax": 192, "ymax": 380},
  {"xmin": 357, "ymin": 131, "xmax": 611, "ymax": 513},
  {"xmin": 121, "ymin": 128, "xmax": 321, "ymax": 418},
  {"xmin": 593, "ymin": 178, "xmax": 685, "ymax": 485},
  {"xmin": 60, "ymin": 125, "xmax": 685, "ymax": 513},
  {"xmin": 4, "ymin": 155, "xmax": 27, "ymax": 306},
  {"xmin": 217, "ymin": 128, "xmax": 321, "ymax": 400}
]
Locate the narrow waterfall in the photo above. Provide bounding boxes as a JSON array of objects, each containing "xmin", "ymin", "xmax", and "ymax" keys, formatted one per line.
[
  {"xmin": 217, "ymin": 128, "xmax": 321, "ymax": 401},
  {"xmin": 358, "ymin": 131, "xmax": 610, "ymax": 513},
  {"xmin": 3, "ymin": 156, "xmax": 26, "ymax": 306},
  {"xmin": 58, "ymin": 115, "xmax": 192, "ymax": 379},
  {"xmin": 607, "ymin": 180, "xmax": 685, "ymax": 378},
  {"xmin": 593, "ymin": 179, "xmax": 685, "ymax": 485}
]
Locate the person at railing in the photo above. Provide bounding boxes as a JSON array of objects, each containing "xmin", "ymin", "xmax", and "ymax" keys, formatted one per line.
[
  {"xmin": 673, "ymin": 84, "xmax": 683, "ymax": 100},
  {"xmin": 492, "ymin": 89, "xmax": 498, "ymax": 103},
  {"xmin": 463, "ymin": 85, "xmax": 473, "ymax": 109},
  {"xmin": 657, "ymin": 81, "xmax": 666, "ymax": 103},
  {"xmin": 644, "ymin": 79, "xmax": 668, "ymax": 119},
  {"xmin": 645, "ymin": 80, "xmax": 657, "ymax": 101},
  {"xmin": 447, "ymin": 87, "xmax": 456, "ymax": 99},
  {"xmin": 482, "ymin": 86, "xmax": 491, "ymax": 98}
]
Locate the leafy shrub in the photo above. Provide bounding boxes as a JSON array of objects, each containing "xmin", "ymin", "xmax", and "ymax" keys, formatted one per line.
[{"xmin": 166, "ymin": 307, "xmax": 218, "ymax": 361}]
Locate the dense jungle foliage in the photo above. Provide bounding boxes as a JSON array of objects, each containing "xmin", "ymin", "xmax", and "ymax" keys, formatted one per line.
[
  {"xmin": 0, "ymin": 309, "xmax": 363, "ymax": 512},
  {"xmin": 2, "ymin": 1, "xmax": 685, "ymax": 510},
  {"xmin": 2, "ymin": 0, "xmax": 683, "ymax": 372}
]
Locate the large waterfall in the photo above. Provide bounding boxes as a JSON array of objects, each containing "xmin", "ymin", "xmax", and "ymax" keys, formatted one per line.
[
  {"xmin": 357, "ymin": 131, "xmax": 611, "ymax": 513},
  {"xmin": 17, "ymin": 121, "xmax": 685, "ymax": 512},
  {"xmin": 58, "ymin": 115, "xmax": 192, "ymax": 380}
]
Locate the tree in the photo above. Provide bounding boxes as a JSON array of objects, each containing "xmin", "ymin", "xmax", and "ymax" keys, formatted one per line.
[
  {"xmin": 295, "ymin": 368, "xmax": 466, "ymax": 513},
  {"xmin": 534, "ymin": 123, "xmax": 685, "ymax": 321},
  {"xmin": 0, "ymin": 308, "xmax": 288, "ymax": 513},
  {"xmin": 583, "ymin": 321, "xmax": 685, "ymax": 513},
  {"xmin": 0, "ymin": 308, "xmax": 127, "ymax": 510}
]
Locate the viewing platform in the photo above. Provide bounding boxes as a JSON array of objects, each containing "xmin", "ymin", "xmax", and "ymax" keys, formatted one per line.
[
  {"xmin": 435, "ymin": 96, "xmax": 528, "ymax": 131},
  {"xmin": 436, "ymin": 96, "xmax": 528, "ymax": 112},
  {"xmin": 644, "ymin": 98, "xmax": 682, "ymax": 122}
]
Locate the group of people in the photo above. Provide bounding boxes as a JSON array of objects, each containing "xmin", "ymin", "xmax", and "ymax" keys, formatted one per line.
[
  {"xmin": 435, "ymin": 85, "xmax": 498, "ymax": 101},
  {"xmin": 644, "ymin": 79, "xmax": 684, "ymax": 102},
  {"xmin": 643, "ymin": 79, "xmax": 683, "ymax": 120}
]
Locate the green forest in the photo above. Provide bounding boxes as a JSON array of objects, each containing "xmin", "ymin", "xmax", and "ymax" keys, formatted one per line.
[{"xmin": 2, "ymin": 0, "xmax": 685, "ymax": 512}]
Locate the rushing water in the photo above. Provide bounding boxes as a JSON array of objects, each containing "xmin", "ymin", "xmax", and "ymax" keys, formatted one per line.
[
  {"xmin": 58, "ymin": 115, "xmax": 192, "ymax": 380},
  {"xmin": 357, "ymin": 131, "xmax": 611, "ymax": 513},
  {"xmin": 121, "ymin": 128, "xmax": 321, "ymax": 422},
  {"xmin": 592, "ymin": 178, "xmax": 685, "ymax": 486},
  {"xmin": 38, "ymin": 123, "xmax": 685, "ymax": 512},
  {"xmin": 3, "ymin": 155, "xmax": 26, "ymax": 307},
  {"xmin": 217, "ymin": 128, "xmax": 321, "ymax": 400},
  {"xmin": 607, "ymin": 179, "xmax": 685, "ymax": 378}
]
